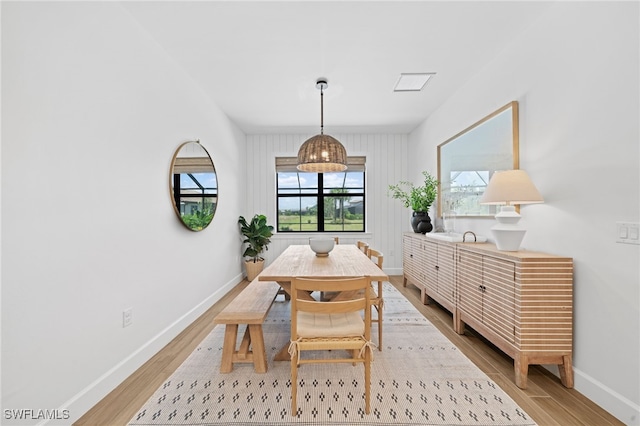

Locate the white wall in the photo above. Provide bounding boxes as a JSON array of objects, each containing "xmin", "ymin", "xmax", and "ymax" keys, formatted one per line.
[
  {"xmin": 1, "ymin": 3, "xmax": 246, "ymax": 424},
  {"xmin": 409, "ymin": 2, "xmax": 639, "ymax": 423},
  {"xmin": 2, "ymin": 1, "xmax": 638, "ymax": 425},
  {"xmin": 245, "ymin": 133, "xmax": 410, "ymax": 274}
]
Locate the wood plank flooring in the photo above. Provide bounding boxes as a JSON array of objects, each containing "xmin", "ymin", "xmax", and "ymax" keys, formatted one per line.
[{"xmin": 75, "ymin": 276, "xmax": 623, "ymax": 426}]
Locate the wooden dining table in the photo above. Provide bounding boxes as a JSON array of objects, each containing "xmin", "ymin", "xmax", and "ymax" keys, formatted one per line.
[{"xmin": 258, "ymin": 243, "xmax": 389, "ymax": 360}]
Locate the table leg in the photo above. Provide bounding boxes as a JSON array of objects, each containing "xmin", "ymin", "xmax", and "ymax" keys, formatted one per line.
[{"xmin": 274, "ymin": 343, "xmax": 291, "ymax": 361}]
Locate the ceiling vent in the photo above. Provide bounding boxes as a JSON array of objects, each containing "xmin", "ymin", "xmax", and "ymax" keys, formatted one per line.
[{"xmin": 394, "ymin": 73, "xmax": 436, "ymax": 92}]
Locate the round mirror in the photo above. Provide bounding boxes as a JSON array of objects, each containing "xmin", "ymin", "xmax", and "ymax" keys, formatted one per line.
[{"xmin": 169, "ymin": 141, "xmax": 218, "ymax": 231}]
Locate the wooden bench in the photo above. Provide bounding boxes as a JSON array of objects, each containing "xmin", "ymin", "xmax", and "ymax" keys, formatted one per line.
[{"xmin": 213, "ymin": 279, "xmax": 281, "ymax": 373}]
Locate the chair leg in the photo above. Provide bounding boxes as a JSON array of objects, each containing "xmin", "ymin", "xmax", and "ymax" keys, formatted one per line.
[
  {"xmin": 377, "ymin": 304, "xmax": 383, "ymax": 351},
  {"xmin": 365, "ymin": 348, "xmax": 371, "ymax": 414},
  {"xmin": 350, "ymin": 349, "xmax": 359, "ymax": 365},
  {"xmin": 291, "ymin": 352, "xmax": 298, "ymax": 416}
]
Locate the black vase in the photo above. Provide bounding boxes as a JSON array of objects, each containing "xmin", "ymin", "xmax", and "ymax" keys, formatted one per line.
[{"xmin": 410, "ymin": 211, "xmax": 433, "ymax": 234}]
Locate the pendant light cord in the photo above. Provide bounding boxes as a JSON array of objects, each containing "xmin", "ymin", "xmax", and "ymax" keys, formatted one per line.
[{"xmin": 320, "ymin": 86, "xmax": 324, "ymax": 135}]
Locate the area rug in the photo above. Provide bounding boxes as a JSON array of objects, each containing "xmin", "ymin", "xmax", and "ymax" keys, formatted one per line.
[{"xmin": 128, "ymin": 283, "xmax": 536, "ymax": 425}]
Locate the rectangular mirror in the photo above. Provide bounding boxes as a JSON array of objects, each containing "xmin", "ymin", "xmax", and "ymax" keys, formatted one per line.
[{"xmin": 437, "ymin": 101, "xmax": 519, "ymax": 218}]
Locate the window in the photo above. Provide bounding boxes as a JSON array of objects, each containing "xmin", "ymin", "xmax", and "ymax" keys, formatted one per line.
[{"xmin": 276, "ymin": 157, "xmax": 365, "ymax": 232}]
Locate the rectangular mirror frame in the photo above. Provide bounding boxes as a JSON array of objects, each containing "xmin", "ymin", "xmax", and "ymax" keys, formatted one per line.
[{"xmin": 437, "ymin": 101, "xmax": 520, "ymax": 218}]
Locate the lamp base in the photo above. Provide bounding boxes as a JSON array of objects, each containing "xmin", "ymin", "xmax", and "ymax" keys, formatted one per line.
[
  {"xmin": 491, "ymin": 228, "xmax": 526, "ymax": 251},
  {"xmin": 491, "ymin": 205, "xmax": 525, "ymax": 251}
]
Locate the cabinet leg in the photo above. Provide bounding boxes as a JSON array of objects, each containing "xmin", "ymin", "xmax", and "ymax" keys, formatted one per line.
[
  {"xmin": 559, "ymin": 355, "xmax": 574, "ymax": 388},
  {"xmin": 403, "ymin": 276, "xmax": 407, "ymax": 287},
  {"xmin": 514, "ymin": 355, "xmax": 529, "ymax": 389},
  {"xmin": 453, "ymin": 310, "xmax": 464, "ymax": 335},
  {"xmin": 420, "ymin": 289, "xmax": 428, "ymax": 305}
]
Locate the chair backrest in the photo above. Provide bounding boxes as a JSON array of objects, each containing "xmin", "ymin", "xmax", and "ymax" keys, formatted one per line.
[
  {"xmin": 291, "ymin": 276, "xmax": 371, "ymax": 337},
  {"xmin": 367, "ymin": 248, "xmax": 383, "ymax": 269},
  {"xmin": 356, "ymin": 241, "xmax": 369, "ymax": 254}
]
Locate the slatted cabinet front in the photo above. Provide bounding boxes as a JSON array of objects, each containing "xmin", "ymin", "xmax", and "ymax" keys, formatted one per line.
[
  {"xmin": 455, "ymin": 243, "xmax": 573, "ymax": 389},
  {"xmin": 423, "ymin": 240, "xmax": 456, "ymax": 309},
  {"xmin": 457, "ymin": 249, "xmax": 516, "ymax": 345},
  {"xmin": 403, "ymin": 233, "xmax": 456, "ymax": 313}
]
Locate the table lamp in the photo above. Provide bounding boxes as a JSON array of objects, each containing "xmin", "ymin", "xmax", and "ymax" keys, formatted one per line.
[{"xmin": 480, "ymin": 170, "xmax": 544, "ymax": 251}]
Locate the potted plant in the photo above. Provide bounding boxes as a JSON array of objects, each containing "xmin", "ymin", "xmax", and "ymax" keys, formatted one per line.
[
  {"xmin": 388, "ymin": 171, "xmax": 438, "ymax": 234},
  {"xmin": 238, "ymin": 214, "xmax": 274, "ymax": 280}
]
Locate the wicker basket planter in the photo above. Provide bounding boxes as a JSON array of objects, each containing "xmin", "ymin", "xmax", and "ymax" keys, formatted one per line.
[{"xmin": 244, "ymin": 259, "xmax": 265, "ymax": 281}]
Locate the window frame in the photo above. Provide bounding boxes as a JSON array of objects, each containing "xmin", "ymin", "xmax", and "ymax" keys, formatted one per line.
[{"xmin": 276, "ymin": 157, "xmax": 366, "ymax": 233}]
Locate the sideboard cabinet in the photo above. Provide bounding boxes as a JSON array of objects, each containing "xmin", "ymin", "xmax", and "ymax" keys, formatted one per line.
[
  {"xmin": 402, "ymin": 233, "xmax": 574, "ymax": 389},
  {"xmin": 402, "ymin": 233, "xmax": 457, "ymax": 318},
  {"xmin": 456, "ymin": 243, "xmax": 574, "ymax": 389}
]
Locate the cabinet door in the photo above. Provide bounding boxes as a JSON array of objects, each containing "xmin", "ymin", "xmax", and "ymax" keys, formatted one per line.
[
  {"xmin": 413, "ymin": 237, "xmax": 428, "ymax": 287},
  {"xmin": 437, "ymin": 244, "xmax": 456, "ymax": 304},
  {"xmin": 402, "ymin": 235, "xmax": 414, "ymax": 280},
  {"xmin": 482, "ymin": 256, "xmax": 516, "ymax": 344},
  {"xmin": 403, "ymin": 235, "xmax": 421, "ymax": 284},
  {"xmin": 423, "ymin": 240, "xmax": 438, "ymax": 295},
  {"xmin": 457, "ymin": 249, "xmax": 483, "ymax": 321}
]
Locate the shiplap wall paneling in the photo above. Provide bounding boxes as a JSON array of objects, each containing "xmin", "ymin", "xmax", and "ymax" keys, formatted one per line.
[{"xmin": 245, "ymin": 133, "xmax": 410, "ymax": 273}]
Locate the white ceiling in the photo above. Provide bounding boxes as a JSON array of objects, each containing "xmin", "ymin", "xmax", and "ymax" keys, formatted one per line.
[{"xmin": 122, "ymin": 1, "xmax": 554, "ymax": 134}]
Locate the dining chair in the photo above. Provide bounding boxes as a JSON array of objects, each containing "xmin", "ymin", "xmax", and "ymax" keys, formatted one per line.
[
  {"xmin": 288, "ymin": 276, "xmax": 373, "ymax": 415},
  {"xmin": 356, "ymin": 240, "xmax": 369, "ymax": 254},
  {"xmin": 332, "ymin": 248, "xmax": 385, "ymax": 351},
  {"xmin": 367, "ymin": 248, "xmax": 384, "ymax": 351}
]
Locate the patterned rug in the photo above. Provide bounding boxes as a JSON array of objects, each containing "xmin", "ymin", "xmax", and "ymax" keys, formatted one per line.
[{"xmin": 128, "ymin": 283, "xmax": 536, "ymax": 425}]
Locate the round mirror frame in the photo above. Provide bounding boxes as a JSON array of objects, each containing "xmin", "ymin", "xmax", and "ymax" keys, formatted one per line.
[{"xmin": 169, "ymin": 140, "xmax": 218, "ymax": 231}]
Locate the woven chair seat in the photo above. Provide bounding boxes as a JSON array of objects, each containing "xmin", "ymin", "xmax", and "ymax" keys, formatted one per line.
[{"xmin": 296, "ymin": 311, "xmax": 364, "ymax": 338}]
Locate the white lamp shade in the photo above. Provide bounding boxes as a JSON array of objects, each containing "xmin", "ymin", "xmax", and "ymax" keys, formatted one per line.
[
  {"xmin": 480, "ymin": 170, "xmax": 543, "ymax": 251},
  {"xmin": 480, "ymin": 170, "xmax": 544, "ymax": 205}
]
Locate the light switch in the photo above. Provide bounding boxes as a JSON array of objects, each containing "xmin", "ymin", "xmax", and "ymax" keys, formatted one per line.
[
  {"xmin": 617, "ymin": 222, "xmax": 640, "ymax": 245},
  {"xmin": 619, "ymin": 225, "xmax": 628, "ymax": 239}
]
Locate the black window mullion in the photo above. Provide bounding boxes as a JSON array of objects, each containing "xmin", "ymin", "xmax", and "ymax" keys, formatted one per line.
[{"xmin": 317, "ymin": 173, "xmax": 325, "ymax": 232}]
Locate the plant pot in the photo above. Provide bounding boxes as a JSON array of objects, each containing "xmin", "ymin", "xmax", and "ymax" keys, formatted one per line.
[
  {"xmin": 410, "ymin": 211, "xmax": 433, "ymax": 234},
  {"xmin": 244, "ymin": 259, "xmax": 265, "ymax": 281}
]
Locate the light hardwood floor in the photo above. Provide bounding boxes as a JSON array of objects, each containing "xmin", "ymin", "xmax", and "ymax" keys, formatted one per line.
[{"xmin": 75, "ymin": 276, "xmax": 624, "ymax": 426}]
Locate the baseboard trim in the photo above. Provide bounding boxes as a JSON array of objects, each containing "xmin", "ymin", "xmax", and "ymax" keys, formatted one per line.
[
  {"xmin": 573, "ymin": 366, "xmax": 640, "ymax": 425},
  {"xmin": 49, "ymin": 273, "xmax": 243, "ymax": 426}
]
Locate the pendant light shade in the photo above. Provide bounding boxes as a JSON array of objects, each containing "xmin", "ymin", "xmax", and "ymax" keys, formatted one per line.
[
  {"xmin": 296, "ymin": 134, "xmax": 347, "ymax": 172},
  {"xmin": 297, "ymin": 79, "xmax": 347, "ymax": 172}
]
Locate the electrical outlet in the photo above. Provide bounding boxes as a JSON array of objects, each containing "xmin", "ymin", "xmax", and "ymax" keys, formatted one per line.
[
  {"xmin": 123, "ymin": 308, "xmax": 133, "ymax": 328},
  {"xmin": 617, "ymin": 222, "xmax": 640, "ymax": 245}
]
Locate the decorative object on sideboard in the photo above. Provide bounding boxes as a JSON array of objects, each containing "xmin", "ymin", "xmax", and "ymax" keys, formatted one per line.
[
  {"xmin": 480, "ymin": 169, "xmax": 543, "ymax": 251},
  {"xmin": 308, "ymin": 237, "xmax": 335, "ymax": 257},
  {"xmin": 238, "ymin": 214, "xmax": 274, "ymax": 280},
  {"xmin": 411, "ymin": 212, "xmax": 432, "ymax": 234},
  {"xmin": 169, "ymin": 140, "xmax": 218, "ymax": 231},
  {"xmin": 296, "ymin": 78, "xmax": 347, "ymax": 173},
  {"xmin": 388, "ymin": 171, "xmax": 438, "ymax": 234}
]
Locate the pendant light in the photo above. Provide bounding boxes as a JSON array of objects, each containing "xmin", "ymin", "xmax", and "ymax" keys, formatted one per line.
[{"xmin": 296, "ymin": 78, "xmax": 347, "ymax": 172}]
